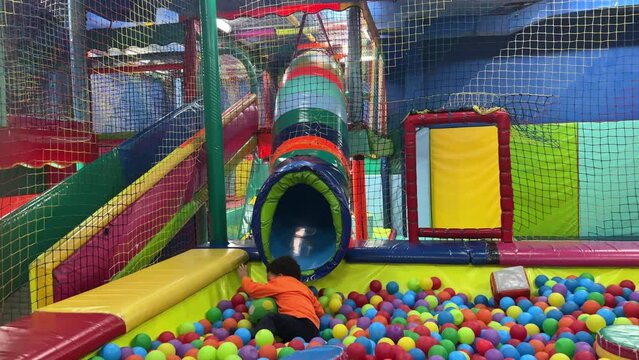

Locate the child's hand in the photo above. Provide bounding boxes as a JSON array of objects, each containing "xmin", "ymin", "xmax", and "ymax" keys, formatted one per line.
[{"xmin": 238, "ymin": 264, "xmax": 248, "ymax": 278}]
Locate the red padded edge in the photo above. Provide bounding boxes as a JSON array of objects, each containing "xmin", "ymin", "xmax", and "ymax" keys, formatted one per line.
[
  {"xmin": 597, "ymin": 334, "xmax": 639, "ymax": 360},
  {"xmin": 0, "ymin": 312, "xmax": 126, "ymax": 360},
  {"xmin": 404, "ymin": 111, "xmax": 513, "ymax": 244},
  {"xmin": 498, "ymin": 241, "xmax": 639, "ymax": 266},
  {"xmin": 282, "ymin": 65, "xmax": 344, "ymax": 91}
]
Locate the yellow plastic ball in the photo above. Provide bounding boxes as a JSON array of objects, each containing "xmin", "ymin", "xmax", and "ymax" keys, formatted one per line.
[
  {"xmin": 586, "ymin": 314, "xmax": 606, "ymax": 333},
  {"xmin": 378, "ymin": 337, "xmax": 395, "ymax": 345},
  {"xmin": 544, "ymin": 306, "xmax": 559, "ymax": 315},
  {"xmin": 237, "ymin": 319, "xmax": 252, "ymax": 329},
  {"xmin": 419, "ymin": 312, "xmax": 434, "ymax": 322},
  {"xmin": 548, "ymin": 293, "xmax": 566, "ymax": 307},
  {"xmin": 488, "ymin": 321, "xmax": 502, "ymax": 330},
  {"xmin": 450, "ymin": 309, "xmax": 464, "ymax": 325},
  {"xmin": 349, "ymin": 326, "xmax": 363, "ymax": 335},
  {"xmin": 332, "ymin": 324, "xmax": 348, "ymax": 339},
  {"xmin": 420, "ymin": 277, "xmax": 434, "ymax": 290},
  {"xmin": 328, "ymin": 298, "xmax": 342, "ymax": 314},
  {"xmin": 397, "ymin": 337, "xmax": 416, "ymax": 351},
  {"xmin": 157, "ymin": 343, "xmax": 176, "ymax": 357},
  {"xmin": 525, "ymin": 323, "xmax": 540, "ymax": 336},
  {"xmin": 491, "ymin": 308, "xmax": 505, "ymax": 316},
  {"xmin": 361, "ymin": 304, "xmax": 374, "ymax": 314},
  {"xmin": 424, "ymin": 321, "xmax": 439, "ymax": 334},
  {"xmin": 370, "ymin": 295, "xmax": 383, "ymax": 307},
  {"xmin": 506, "ymin": 306, "xmax": 523, "ymax": 319},
  {"xmin": 549, "ymin": 353, "xmax": 570, "ymax": 360},
  {"xmin": 343, "ymin": 336, "xmax": 357, "ymax": 346}
]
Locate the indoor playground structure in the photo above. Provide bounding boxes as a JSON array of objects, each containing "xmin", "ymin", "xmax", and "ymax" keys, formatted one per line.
[{"xmin": 0, "ymin": 0, "xmax": 639, "ymax": 360}]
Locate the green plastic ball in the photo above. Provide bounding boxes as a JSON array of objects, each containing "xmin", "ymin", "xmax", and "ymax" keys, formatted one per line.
[
  {"xmin": 428, "ymin": 345, "xmax": 449, "ymax": 358},
  {"xmin": 255, "ymin": 329, "xmax": 275, "ymax": 347},
  {"xmin": 145, "ymin": 350, "xmax": 167, "ymax": 360},
  {"xmin": 224, "ymin": 355, "xmax": 242, "ymax": 360},
  {"xmin": 554, "ymin": 338, "xmax": 576, "ymax": 357},
  {"xmin": 441, "ymin": 328, "xmax": 459, "ymax": 344},
  {"xmin": 249, "ymin": 297, "xmax": 278, "ymax": 323},
  {"xmin": 217, "ymin": 342, "xmax": 238, "ymax": 359},
  {"xmin": 177, "ymin": 322, "xmax": 196, "ymax": 336},
  {"xmin": 542, "ymin": 318, "xmax": 559, "ymax": 335},
  {"xmin": 587, "ymin": 292, "xmax": 605, "ymax": 306},
  {"xmin": 197, "ymin": 345, "xmax": 217, "ymax": 360},
  {"xmin": 458, "ymin": 327, "xmax": 475, "ymax": 344},
  {"xmin": 320, "ymin": 328, "xmax": 333, "ymax": 341},
  {"xmin": 206, "ymin": 307, "xmax": 223, "ymax": 323},
  {"xmin": 580, "ymin": 273, "xmax": 595, "ymax": 281},
  {"xmin": 90, "ymin": 357, "xmax": 105, "ymax": 360},
  {"xmin": 278, "ymin": 347, "xmax": 296, "ymax": 359},
  {"xmin": 191, "ymin": 339, "xmax": 204, "ymax": 349},
  {"xmin": 131, "ymin": 333, "xmax": 152, "ymax": 350},
  {"xmin": 439, "ymin": 339, "xmax": 456, "ymax": 354},
  {"xmin": 407, "ymin": 278, "xmax": 421, "ymax": 292}
]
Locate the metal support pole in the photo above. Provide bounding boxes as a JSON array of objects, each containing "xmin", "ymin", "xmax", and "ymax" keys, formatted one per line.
[
  {"xmin": 67, "ymin": 0, "xmax": 89, "ymax": 122},
  {"xmin": 347, "ymin": 6, "xmax": 362, "ymax": 124},
  {"xmin": 200, "ymin": 0, "xmax": 227, "ymax": 245}
]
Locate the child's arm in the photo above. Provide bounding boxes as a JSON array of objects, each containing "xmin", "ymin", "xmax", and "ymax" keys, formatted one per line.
[{"xmin": 241, "ymin": 277, "xmax": 279, "ymax": 298}]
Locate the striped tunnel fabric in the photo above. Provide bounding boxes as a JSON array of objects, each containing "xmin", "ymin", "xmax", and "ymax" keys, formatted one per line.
[{"xmin": 251, "ymin": 49, "xmax": 351, "ymax": 281}]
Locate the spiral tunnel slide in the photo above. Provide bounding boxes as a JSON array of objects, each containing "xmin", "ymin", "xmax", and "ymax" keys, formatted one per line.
[{"xmin": 251, "ymin": 50, "xmax": 351, "ymax": 281}]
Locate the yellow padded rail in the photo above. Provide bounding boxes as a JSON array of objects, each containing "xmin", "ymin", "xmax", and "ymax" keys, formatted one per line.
[{"xmin": 38, "ymin": 249, "xmax": 248, "ymax": 331}]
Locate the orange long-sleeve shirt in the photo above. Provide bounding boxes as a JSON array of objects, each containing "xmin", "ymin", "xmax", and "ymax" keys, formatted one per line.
[{"xmin": 241, "ymin": 276, "xmax": 325, "ymax": 329}]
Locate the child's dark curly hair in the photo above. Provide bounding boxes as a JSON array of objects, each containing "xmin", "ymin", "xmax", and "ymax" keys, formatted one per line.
[{"xmin": 266, "ymin": 256, "xmax": 301, "ymax": 280}]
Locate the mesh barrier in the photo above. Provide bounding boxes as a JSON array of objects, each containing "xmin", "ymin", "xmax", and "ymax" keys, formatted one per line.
[{"xmin": 1, "ymin": 0, "xmax": 639, "ymax": 325}]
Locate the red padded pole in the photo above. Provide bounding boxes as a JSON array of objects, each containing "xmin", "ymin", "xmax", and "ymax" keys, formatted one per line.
[{"xmin": 352, "ymin": 157, "xmax": 368, "ymax": 241}]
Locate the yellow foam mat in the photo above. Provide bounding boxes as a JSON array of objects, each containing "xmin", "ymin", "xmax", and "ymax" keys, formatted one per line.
[
  {"xmin": 39, "ymin": 249, "xmax": 248, "ymax": 331},
  {"xmin": 430, "ymin": 126, "xmax": 501, "ymax": 229}
]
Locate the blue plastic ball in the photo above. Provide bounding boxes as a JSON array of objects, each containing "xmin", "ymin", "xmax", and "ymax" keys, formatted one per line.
[
  {"xmin": 498, "ymin": 329, "xmax": 511, "ymax": 344},
  {"xmin": 132, "ymin": 347, "xmax": 147, "ymax": 357},
  {"xmin": 521, "ymin": 355, "xmax": 537, "ymax": 360},
  {"xmin": 368, "ymin": 322, "xmax": 386, "ymax": 342},
  {"xmin": 99, "ymin": 343, "xmax": 121, "ymax": 360},
  {"xmin": 458, "ymin": 344, "xmax": 474, "ymax": 354},
  {"xmin": 194, "ymin": 322, "xmax": 205, "ymax": 335},
  {"xmin": 516, "ymin": 342, "xmax": 535, "ymax": 356},
  {"xmin": 449, "ymin": 351, "xmax": 468, "ymax": 360},
  {"xmin": 573, "ymin": 290, "xmax": 589, "ymax": 306},
  {"xmin": 355, "ymin": 337, "xmax": 373, "ymax": 354},
  {"xmin": 437, "ymin": 311, "xmax": 455, "ymax": 325},
  {"xmin": 499, "ymin": 297, "xmax": 515, "ymax": 310},
  {"xmin": 535, "ymin": 275, "xmax": 549, "ymax": 288},
  {"xmin": 409, "ymin": 348, "xmax": 426, "ymax": 360},
  {"xmin": 150, "ymin": 340, "xmax": 161, "ymax": 350},
  {"xmin": 386, "ymin": 281, "xmax": 399, "ymax": 294},
  {"xmin": 365, "ymin": 308, "xmax": 377, "ymax": 319},
  {"xmin": 575, "ymin": 331, "xmax": 594, "ymax": 345},
  {"xmin": 223, "ymin": 308, "xmax": 235, "ymax": 319},
  {"xmin": 517, "ymin": 312, "xmax": 533, "ymax": 325},
  {"xmin": 235, "ymin": 328, "xmax": 252, "ymax": 345},
  {"xmin": 561, "ymin": 301, "xmax": 579, "ymax": 315},
  {"xmin": 517, "ymin": 299, "xmax": 533, "ymax": 311},
  {"xmin": 475, "ymin": 295, "xmax": 489, "ymax": 305},
  {"xmin": 597, "ymin": 308, "xmax": 616, "ymax": 325},
  {"xmin": 500, "ymin": 344, "xmax": 520, "ymax": 360}
]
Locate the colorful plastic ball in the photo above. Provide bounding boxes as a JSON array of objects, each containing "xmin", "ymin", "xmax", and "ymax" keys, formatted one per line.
[
  {"xmin": 345, "ymin": 342, "xmax": 367, "ymax": 360},
  {"xmin": 132, "ymin": 333, "xmax": 153, "ymax": 350},
  {"xmin": 249, "ymin": 298, "xmax": 278, "ymax": 323},
  {"xmin": 145, "ymin": 350, "xmax": 167, "ymax": 360},
  {"xmin": 548, "ymin": 293, "xmax": 565, "ymax": 307},
  {"xmin": 278, "ymin": 347, "xmax": 295, "ymax": 359},
  {"xmin": 386, "ymin": 281, "xmax": 400, "ymax": 294},
  {"xmin": 125, "ymin": 356, "xmax": 143, "ymax": 360},
  {"xmin": 217, "ymin": 342, "xmax": 238, "ymax": 359},
  {"xmin": 206, "ymin": 307, "xmax": 223, "ymax": 323},
  {"xmin": 585, "ymin": 314, "xmax": 606, "ymax": 333},
  {"xmin": 255, "ymin": 329, "xmax": 275, "ymax": 347},
  {"xmin": 332, "ymin": 323, "xmax": 348, "ymax": 339},
  {"xmin": 258, "ymin": 345, "xmax": 278, "ymax": 360},
  {"xmin": 428, "ymin": 344, "xmax": 449, "ymax": 358},
  {"xmin": 623, "ymin": 301, "xmax": 639, "ymax": 318},
  {"xmin": 409, "ymin": 348, "xmax": 426, "ymax": 360},
  {"xmin": 397, "ymin": 336, "xmax": 416, "ymax": 351},
  {"xmin": 98, "ymin": 343, "xmax": 121, "ymax": 360},
  {"xmin": 157, "ymin": 343, "xmax": 176, "ymax": 357},
  {"xmin": 196, "ymin": 346, "xmax": 216, "ymax": 360},
  {"xmin": 549, "ymin": 353, "xmax": 570, "ymax": 360},
  {"xmin": 485, "ymin": 348, "xmax": 504, "ymax": 360}
]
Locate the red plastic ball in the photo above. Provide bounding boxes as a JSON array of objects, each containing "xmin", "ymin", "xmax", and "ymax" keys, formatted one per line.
[
  {"xmin": 234, "ymin": 304, "xmax": 248, "ymax": 313},
  {"xmin": 413, "ymin": 325, "xmax": 431, "ymax": 337},
  {"xmin": 183, "ymin": 332, "xmax": 200, "ymax": 343},
  {"xmin": 370, "ymin": 280, "xmax": 383, "ymax": 293},
  {"xmin": 623, "ymin": 301, "xmax": 639, "ymax": 318},
  {"xmin": 374, "ymin": 342, "xmax": 394, "ymax": 360},
  {"xmin": 347, "ymin": 343, "xmax": 368, "ymax": 360},
  {"xmin": 231, "ymin": 293, "xmax": 245, "ymax": 307},
  {"xmin": 198, "ymin": 319, "xmax": 212, "ymax": 333},
  {"xmin": 471, "ymin": 355, "xmax": 487, "ymax": 360},
  {"xmin": 443, "ymin": 288, "xmax": 456, "ymax": 296},
  {"xmin": 356, "ymin": 295, "xmax": 369, "ymax": 308},
  {"xmin": 157, "ymin": 331, "xmax": 176, "ymax": 342},
  {"xmin": 475, "ymin": 338, "xmax": 494, "ymax": 355},
  {"xmin": 620, "ymin": 280, "xmax": 636, "ymax": 291},
  {"xmin": 606, "ymin": 284, "xmax": 624, "ymax": 297},
  {"xmin": 604, "ymin": 293, "xmax": 617, "ymax": 308},
  {"xmin": 415, "ymin": 335, "xmax": 438, "ymax": 353},
  {"xmin": 569, "ymin": 319, "xmax": 587, "ymax": 333},
  {"xmin": 510, "ymin": 324, "xmax": 527, "ymax": 341},
  {"xmin": 288, "ymin": 339, "xmax": 305, "ymax": 351},
  {"xmin": 258, "ymin": 345, "xmax": 278, "ymax": 360},
  {"xmin": 431, "ymin": 277, "xmax": 442, "ymax": 290},
  {"xmin": 225, "ymin": 335, "xmax": 243, "ymax": 349},
  {"xmin": 184, "ymin": 348, "xmax": 199, "ymax": 358}
]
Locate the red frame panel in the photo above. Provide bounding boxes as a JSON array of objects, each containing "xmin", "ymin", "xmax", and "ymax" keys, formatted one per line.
[{"xmin": 404, "ymin": 111, "xmax": 513, "ymax": 244}]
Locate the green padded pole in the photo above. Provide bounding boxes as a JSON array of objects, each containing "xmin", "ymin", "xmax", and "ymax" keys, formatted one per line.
[
  {"xmin": 200, "ymin": 0, "xmax": 227, "ymax": 245},
  {"xmin": 347, "ymin": 6, "xmax": 363, "ymax": 124}
]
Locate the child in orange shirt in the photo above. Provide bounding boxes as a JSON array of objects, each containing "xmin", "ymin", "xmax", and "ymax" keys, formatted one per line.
[{"xmin": 238, "ymin": 256, "xmax": 325, "ymax": 342}]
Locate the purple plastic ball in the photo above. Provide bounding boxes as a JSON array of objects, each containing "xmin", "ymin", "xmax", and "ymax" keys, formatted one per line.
[
  {"xmin": 212, "ymin": 328, "xmax": 229, "ymax": 340},
  {"xmin": 415, "ymin": 300, "xmax": 428, "ymax": 308},
  {"xmin": 380, "ymin": 302, "xmax": 394, "ymax": 314},
  {"xmin": 435, "ymin": 305, "xmax": 445, "ymax": 312},
  {"xmin": 552, "ymin": 284, "xmax": 569, "ymax": 297},
  {"xmin": 456, "ymin": 293, "xmax": 469, "ymax": 304},
  {"xmin": 481, "ymin": 329, "xmax": 501, "ymax": 346},
  {"xmin": 231, "ymin": 312, "xmax": 244, "ymax": 322},
  {"xmin": 168, "ymin": 339, "xmax": 182, "ymax": 348},
  {"xmin": 392, "ymin": 299, "xmax": 403, "ymax": 308},
  {"xmin": 238, "ymin": 345, "xmax": 259, "ymax": 360},
  {"xmin": 366, "ymin": 291, "xmax": 376, "ymax": 299},
  {"xmin": 386, "ymin": 325, "xmax": 403, "ymax": 343},
  {"xmin": 417, "ymin": 291, "xmax": 427, "ymax": 300},
  {"xmin": 120, "ymin": 347, "xmax": 134, "ymax": 360},
  {"xmin": 310, "ymin": 337, "xmax": 326, "ymax": 345},
  {"xmin": 485, "ymin": 349, "xmax": 505, "ymax": 360},
  {"xmin": 177, "ymin": 344, "xmax": 194, "ymax": 357},
  {"xmin": 357, "ymin": 317, "xmax": 371, "ymax": 329},
  {"xmin": 218, "ymin": 300, "xmax": 233, "ymax": 311},
  {"xmin": 430, "ymin": 356, "xmax": 446, "ymax": 360},
  {"xmin": 630, "ymin": 292, "xmax": 639, "ymax": 302},
  {"xmin": 492, "ymin": 313, "xmax": 506, "ymax": 322},
  {"xmin": 340, "ymin": 304, "xmax": 354, "ymax": 315},
  {"xmin": 329, "ymin": 318, "xmax": 344, "ymax": 328},
  {"xmin": 575, "ymin": 342, "xmax": 594, "ymax": 354}
]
